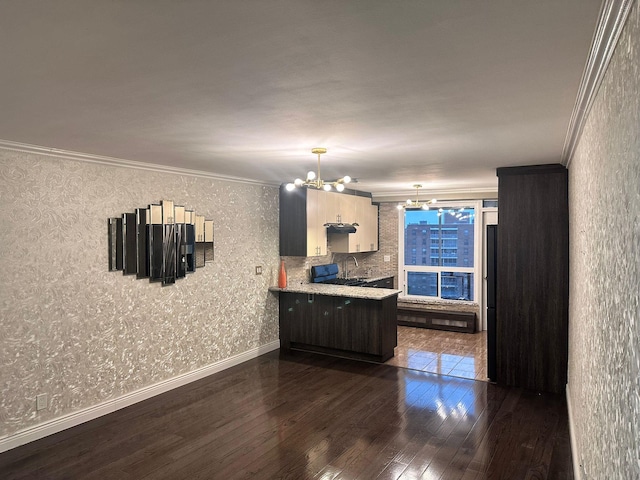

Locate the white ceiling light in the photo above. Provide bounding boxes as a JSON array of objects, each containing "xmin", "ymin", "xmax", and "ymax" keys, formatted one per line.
[
  {"xmin": 397, "ymin": 184, "xmax": 437, "ymax": 210},
  {"xmin": 285, "ymin": 148, "xmax": 352, "ymax": 192}
]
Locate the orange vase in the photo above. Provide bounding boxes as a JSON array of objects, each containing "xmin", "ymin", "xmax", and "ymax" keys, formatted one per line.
[{"xmin": 278, "ymin": 260, "xmax": 287, "ymax": 288}]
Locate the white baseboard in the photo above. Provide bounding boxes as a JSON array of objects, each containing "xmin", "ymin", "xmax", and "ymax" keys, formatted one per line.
[
  {"xmin": 0, "ymin": 340, "xmax": 280, "ymax": 453},
  {"xmin": 566, "ymin": 383, "xmax": 582, "ymax": 480}
]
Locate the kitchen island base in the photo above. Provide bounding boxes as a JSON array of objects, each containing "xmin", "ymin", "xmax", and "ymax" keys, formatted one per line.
[{"xmin": 278, "ymin": 291, "xmax": 398, "ymax": 363}]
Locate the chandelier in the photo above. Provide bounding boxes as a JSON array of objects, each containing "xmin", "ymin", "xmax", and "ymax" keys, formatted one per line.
[
  {"xmin": 397, "ymin": 184, "xmax": 437, "ymax": 210},
  {"xmin": 285, "ymin": 148, "xmax": 352, "ymax": 192}
]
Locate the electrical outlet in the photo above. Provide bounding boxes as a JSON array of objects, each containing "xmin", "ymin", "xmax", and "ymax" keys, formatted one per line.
[
  {"xmin": 384, "ymin": 255, "xmax": 391, "ymax": 262},
  {"xmin": 36, "ymin": 393, "xmax": 48, "ymax": 411},
  {"xmin": 255, "ymin": 266, "xmax": 262, "ymax": 275},
  {"xmin": 580, "ymin": 462, "xmax": 587, "ymax": 478}
]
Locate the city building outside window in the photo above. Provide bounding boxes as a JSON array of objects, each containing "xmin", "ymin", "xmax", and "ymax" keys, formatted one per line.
[{"xmin": 400, "ymin": 205, "xmax": 476, "ymax": 301}]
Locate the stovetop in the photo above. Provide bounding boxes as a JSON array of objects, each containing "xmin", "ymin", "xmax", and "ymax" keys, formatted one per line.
[{"xmin": 320, "ymin": 278, "xmax": 367, "ymax": 287}]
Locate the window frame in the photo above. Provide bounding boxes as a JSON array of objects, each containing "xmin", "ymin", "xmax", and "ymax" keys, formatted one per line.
[{"xmin": 398, "ymin": 200, "xmax": 482, "ymax": 301}]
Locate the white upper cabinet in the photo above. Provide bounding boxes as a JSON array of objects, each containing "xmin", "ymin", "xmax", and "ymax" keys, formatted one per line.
[
  {"xmin": 362, "ymin": 203, "xmax": 379, "ymax": 252},
  {"xmin": 324, "ymin": 191, "xmax": 340, "ymax": 224},
  {"xmin": 337, "ymin": 193, "xmax": 356, "ymax": 224},
  {"xmin": 330, "ymin": 195, "xmax": 379, "ymax": 254},
  {"xmin": 306, "ymin": 188, "xmax": 327, "ymax": 256},
  {"xmin": 279, "ymin": 186, "xmax": 379, "ymax": 257}
]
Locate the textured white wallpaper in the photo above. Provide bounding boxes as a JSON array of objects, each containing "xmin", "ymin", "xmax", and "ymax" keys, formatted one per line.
[
  {"xmin": 567, "ymin": 3, "xmax": 640, "ymax": 479},
  {"xmin": 0, "ymin": 150, "xmax": 280, "ymax": 440}
]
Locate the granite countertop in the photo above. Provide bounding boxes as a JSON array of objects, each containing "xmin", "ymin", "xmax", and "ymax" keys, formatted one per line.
[
  {"xmin": 269, "ymin": 282, "xmax": 401, "ymax": 300},
  {"xmin": 397, "ymin": 296, "xmax": 478, "ymax": 313}
]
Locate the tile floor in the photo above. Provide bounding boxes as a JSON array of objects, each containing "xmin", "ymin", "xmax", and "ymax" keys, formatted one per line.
[{"xmin": 386, "ymin": 326, "xmax": 488, "ymax": 381}]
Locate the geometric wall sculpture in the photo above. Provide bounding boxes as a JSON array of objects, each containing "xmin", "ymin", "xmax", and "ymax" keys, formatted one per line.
[{"xmin": 108, "ymin": 199, "xmax": 214, "ymax": 286}]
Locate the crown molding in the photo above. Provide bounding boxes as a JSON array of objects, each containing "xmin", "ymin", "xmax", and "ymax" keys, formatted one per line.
[
  {"xmin": 372, "ymin": 186, "xmax": 498, "ymax": 203},
  {"xmin": 0, "ymin": 139, "xmax": 278, "ymax": 187},
  {"xmin": 562, "ymin": 0, "xmax": 635, "ymax": 168}
]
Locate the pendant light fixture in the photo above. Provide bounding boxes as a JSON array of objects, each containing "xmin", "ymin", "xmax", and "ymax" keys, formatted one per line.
[
  {"xmin": 397, "ymin": 184, "xmax": 437, "ymax": 210},
  {"xmin": 285, "ymin": 148, "xmax": 352, "ymax": 192}
]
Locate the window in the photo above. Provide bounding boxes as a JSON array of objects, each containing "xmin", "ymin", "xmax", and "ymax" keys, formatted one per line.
[
  {"xmin": 441, "ymin": 272, "xmax": 473, "ymax": 300},
  {"xmin": 407, "ymin": 272, "xmax": 438, "ymax": 296},
  {"xmin": 401, "ymin": 206, "xmax": 476, "ymax": 301}
]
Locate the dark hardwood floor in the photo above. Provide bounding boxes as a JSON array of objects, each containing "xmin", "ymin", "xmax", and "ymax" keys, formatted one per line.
[{"xmin": 0, "ymin": 350, "xmax": 573, "ymax": 479}]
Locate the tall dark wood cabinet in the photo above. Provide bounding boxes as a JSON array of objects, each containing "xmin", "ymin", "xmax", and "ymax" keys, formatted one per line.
[{"xmin": 496, "ymin": 164, "xmax": 569, "ymax": 394}]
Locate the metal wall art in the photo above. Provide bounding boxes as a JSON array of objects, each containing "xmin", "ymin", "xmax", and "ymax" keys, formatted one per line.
[{"xmin": 108, "ymin": 200, "xmax": 214, "ymax": 285}]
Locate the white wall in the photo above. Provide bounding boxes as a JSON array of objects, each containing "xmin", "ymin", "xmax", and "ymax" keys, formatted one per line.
[
  {"xmin": 0, "ymin": 148, "xmax": 280, "ymax": 447},
  {"xmin": 567, "ymin": 3, "xmax": 640, "ymax": 478}
]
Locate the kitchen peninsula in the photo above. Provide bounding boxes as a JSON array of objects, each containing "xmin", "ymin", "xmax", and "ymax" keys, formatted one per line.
[{"xmin": 269, "ymin": 282, "xmax": 400, "ymax": 362}]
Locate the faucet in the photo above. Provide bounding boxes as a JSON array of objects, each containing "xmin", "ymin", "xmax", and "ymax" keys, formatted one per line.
[{"xmin": 343, "ymin": 256, "xmax": 358, "ymax": 278}]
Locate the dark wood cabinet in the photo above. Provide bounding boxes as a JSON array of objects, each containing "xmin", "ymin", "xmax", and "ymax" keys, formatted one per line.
[
  {"xmin": 279, "ymin": 292, "xmax": 397, "ymax": 362},
  {"xmin": 397, "ymin": 307, "xmax": 476, "ymax": 334},
  {"xmin": 496, "ymin": 164, "xmax": 568, "ymax": 393},
  {"xmin": 279, "ymin": 185, "xmax": 308, "ymax": 257}
]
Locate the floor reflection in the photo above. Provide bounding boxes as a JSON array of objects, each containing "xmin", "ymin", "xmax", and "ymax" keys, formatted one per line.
[
  {"xmin": 403, "ymin": 369, "xmax": 477, "ymax": 417},
  {"xmin": 386, "ymin": 326, "xmax": 488, "ymax": 381},
  {"xmin": 390, "ymin": 368, "xmax": 487, "ymax": 479}
]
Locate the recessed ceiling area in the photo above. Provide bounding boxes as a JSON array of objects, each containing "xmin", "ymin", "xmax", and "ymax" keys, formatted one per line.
[{"xmin": 0, "ymin": 0, "xmax": 602, "ymax": 197}]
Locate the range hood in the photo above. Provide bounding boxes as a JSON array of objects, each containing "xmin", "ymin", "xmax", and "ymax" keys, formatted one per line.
[{"xmin": 324, "ymin": 223, "xmax": 357, "ymax": 234}]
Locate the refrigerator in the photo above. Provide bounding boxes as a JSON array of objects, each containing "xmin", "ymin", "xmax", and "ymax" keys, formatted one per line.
[{"xmin": 486, "ymin": 224, "xmax": 497, "ymax": 382}]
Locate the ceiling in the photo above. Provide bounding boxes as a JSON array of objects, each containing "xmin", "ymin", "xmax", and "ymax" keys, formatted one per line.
[{"xmin": 0, "ymin": 0, "xmax": 602, "ymax": 198}]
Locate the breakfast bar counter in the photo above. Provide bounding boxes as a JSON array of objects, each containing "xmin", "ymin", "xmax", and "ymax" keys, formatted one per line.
[
  {"xmin": 268, "ymin": 282, "xmax": 400, "ymax": 299},
  {"xmin": 270, "ymin": 284, "xmax": 400, "ymax": 362}
]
